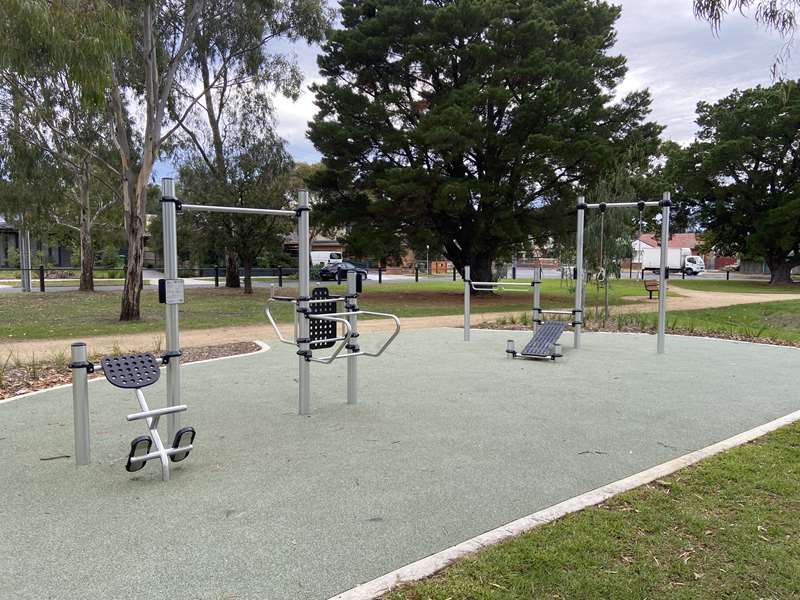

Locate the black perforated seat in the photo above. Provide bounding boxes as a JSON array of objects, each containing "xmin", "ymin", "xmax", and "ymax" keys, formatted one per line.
[{"xmin": 101, "ymin": 353, "xmax": 161, "ymax": 389}]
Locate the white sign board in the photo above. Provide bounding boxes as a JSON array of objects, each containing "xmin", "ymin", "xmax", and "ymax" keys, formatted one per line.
[{"xmin": 161, "ymin": 279, "xmax": 185, "ymax": 305}]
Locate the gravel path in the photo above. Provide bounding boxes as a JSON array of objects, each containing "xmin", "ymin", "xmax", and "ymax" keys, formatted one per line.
[{"xmin": 4, "ymin": 287, "xmax": 800, "ymax": 362}]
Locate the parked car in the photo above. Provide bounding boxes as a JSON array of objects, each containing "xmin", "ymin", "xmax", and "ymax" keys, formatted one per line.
[{"xmin": 318, "ymin": 261, "xmax": 369, "ymax": 281}]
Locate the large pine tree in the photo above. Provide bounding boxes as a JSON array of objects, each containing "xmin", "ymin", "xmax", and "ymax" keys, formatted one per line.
[{"xmin": 308, "ymin": 0, "xmax": 662, "ymax": 282}]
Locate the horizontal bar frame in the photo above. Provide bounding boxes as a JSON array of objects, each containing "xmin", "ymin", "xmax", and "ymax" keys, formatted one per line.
[
  {"xmin": 583, "ymin": 201, "xmax": 660, "ymax": 209},
  {"xmin": 180, "ymin": 203, "xmax": 296, "ymax": 218}
]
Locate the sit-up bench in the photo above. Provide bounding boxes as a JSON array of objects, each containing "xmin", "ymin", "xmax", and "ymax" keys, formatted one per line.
[
  {"xmin": 101, "ymin": 353, "xmax": 196, "ymax": 481},
  {"xmin": 507, "ymin": 321, "xmax": 566, "ymax": 361}
]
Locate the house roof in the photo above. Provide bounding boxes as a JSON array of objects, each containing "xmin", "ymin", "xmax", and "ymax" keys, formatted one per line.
[{"xmin": 638, "ymin": 232, "xmax": 701, "ymax": 249}]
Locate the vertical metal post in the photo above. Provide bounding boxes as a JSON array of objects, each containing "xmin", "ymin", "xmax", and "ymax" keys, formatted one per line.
[
  {"xmin": 452, "ymin": 267, "xmax": 456, "ymax": 281},
  {"xmin": 214, "ymin": 265, "xmax": 219, "ymax": 287},
  {"xmin": 297, "ymin": 190, "xmax": 312, "ymax": 415},
  {"xmin": 657, "ymin": 192, "xmax": 671, "ymax": 354},
  {"xmin": 346, "ymin": 270, "xmax": 358, "ymax": 405},
  {"xmin": 161, "ymin": 178, "xmax": 181, "ymax": 439},
  {"xmin": 415, "ymin": 266, "xmax": 419, "ymax": 282},
  {"xmin": 463, "ymin": 265, "xmax": 471, "ymax": 341},
  {"xmin": 39, "ymin": 264, "xmax": 45, "ymax": 292},
  {"xmin": 18, "ymin": 221, "xmax": 31, "ymax": 292},
  {"xmin": 378, "ymin": 267, "xmax": 383, "ymax": 284},
  {"xmin": 532, "ymin": 267, "xmax": 541, "ymax": 334},
  {"xmin": 512, "ymin": 249, "xmax": 517, "ymax": 280},
  {"xmin": 25, "ymin": 230, "xmax": 32, "ymax": 292},
  {"xmin": 278, "ymin": 266, "xmax": 283, "ymax": 287},
  {"xmin": 574, "ymin": 197, "xmax": 586, "ymax": 349},
  {"xmin": 71, "ymin": 342, "xmax": 90, "ymax": 466}
]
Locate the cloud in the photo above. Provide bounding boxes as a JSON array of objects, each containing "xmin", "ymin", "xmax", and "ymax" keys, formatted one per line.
[
  {"xmin": 273, "ymin": 75, "xmax": 325, "ymax": 164},
  {"xmin": 262, "ymin": 1, "xmax": 798, "ymax": 162},
  {"xmin": 614, "ymin": 0, "xmax": 788, "ymax": 143}
]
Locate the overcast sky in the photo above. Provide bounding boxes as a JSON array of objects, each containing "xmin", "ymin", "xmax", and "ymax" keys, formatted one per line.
[{"xmin": 271, "ymin": 0, "xmax": 792, "ymax": 164}]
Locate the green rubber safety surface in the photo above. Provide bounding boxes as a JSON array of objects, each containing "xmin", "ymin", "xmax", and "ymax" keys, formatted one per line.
[{"xmin": 1, "ymin": 329, "xmax": 797, "ymax": 600}]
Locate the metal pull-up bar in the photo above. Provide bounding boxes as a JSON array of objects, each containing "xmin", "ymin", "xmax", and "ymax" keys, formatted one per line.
[
  {"xmin": 160, "ymin": 180, "xmax": 314, "ymax": 419},
  {"xmin": 574, "ymin": 192, "xmax": 671, "ymax": 354},
  {"xmin": 179, "ymin": 203, "xmax": 297, "ymax": 218}
]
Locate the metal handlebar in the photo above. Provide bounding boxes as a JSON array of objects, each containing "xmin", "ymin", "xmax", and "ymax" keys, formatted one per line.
[
  {"xmin": 265, "ymin": 297, "xmax": 298, "ymax": 346},
  {"xmin": 308, "ymin": 310, "xmax": 401, "ymax": 360},
  {"xmin": 307, "ymin": 315, "xmax": 353, "ymax": 364},
  {"xmin": 470, "ymin": 281, "xmax": 531, "ymax": 293},
  {"xmin": 264, "ymin": 285, "xmax": 401, "ymax": 362}
]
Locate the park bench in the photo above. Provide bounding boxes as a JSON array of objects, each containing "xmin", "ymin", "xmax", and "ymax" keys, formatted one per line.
[{"xmin": 643, "ymin": 279, "xmax": 660, "ymax": 299}]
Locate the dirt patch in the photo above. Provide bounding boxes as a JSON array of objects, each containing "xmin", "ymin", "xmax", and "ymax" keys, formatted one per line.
[{"xmin": 0, "ymin": 341, "xmax": 261, "ymax": 401}]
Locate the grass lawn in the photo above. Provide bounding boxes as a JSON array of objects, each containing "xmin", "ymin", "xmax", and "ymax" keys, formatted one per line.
[
  {"xmin": 0, "ymin": 279, "xmax": 649, "ymax": 340},
  {"xmin": 386, "ymin": 421, "xmax": 800, "ymax": 600},
  {"xmin": 43, "ymin": 279, "xmax": 126, "ymax": 287},
  {"xmin": 608, "ymin": 300, "xmax": 800, "ymax": 345},
  {"xmin": 672, "ymin": 279, "xmax": 800, "ymax": 294}
]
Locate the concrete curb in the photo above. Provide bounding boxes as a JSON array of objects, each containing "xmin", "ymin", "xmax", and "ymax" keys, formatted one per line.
[{"xmin": 329, "ymin": 407, "xmax": 800, "ymax": 599}]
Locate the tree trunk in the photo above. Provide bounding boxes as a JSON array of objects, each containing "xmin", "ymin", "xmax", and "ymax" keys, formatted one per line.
[
  {"xmin": 767, "ymin": 258, "xmax": 798, "ymax": 285},
  {"xmin": 78, "ymin": 218, "xmax": 94, "ymax": 292},
  {"xmin": 225, "ymin": 250, "xmax": 241, "ymax": 287},
  {"xmin": 77, "ymin": 173, "xmax": 94, "ymax": 292},
  {"xmin": 119, "ymin": 181, "xmax": 147, "ymax": 321},
  {"xmin": 468, "ymin": 255, "xmax": 495, "ymax": 295},
  {"xmin": 243, "ymin": 257, "xmax": 253, "ymax": 294}
]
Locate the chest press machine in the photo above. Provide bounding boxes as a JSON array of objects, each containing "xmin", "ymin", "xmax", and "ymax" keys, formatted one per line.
[{"xmin": 265, "ymin": 269, "xmax": 401, "ymax": 407}]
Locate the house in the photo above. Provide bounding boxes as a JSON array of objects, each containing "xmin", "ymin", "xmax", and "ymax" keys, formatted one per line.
[{"xmin": 0, "ymin": 215, "xmax": 73, "ymax": 267}]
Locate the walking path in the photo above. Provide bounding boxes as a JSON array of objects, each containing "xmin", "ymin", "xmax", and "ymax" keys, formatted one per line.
[{"xmin": 4, "ymin": 287, "xmax": 800, "ymax": 361}]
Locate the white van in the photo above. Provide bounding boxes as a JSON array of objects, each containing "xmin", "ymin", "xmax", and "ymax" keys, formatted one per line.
[{"xmin": 310, "ymin": 251, "xmax": 343, "ymax": 266}]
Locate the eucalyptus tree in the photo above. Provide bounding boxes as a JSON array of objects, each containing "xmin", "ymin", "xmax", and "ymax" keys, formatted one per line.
[
  {"xmin": 177, "ymin": 94, "xmax": 295, "ymax": 294},
  {"xmin": 0, "ymin": 75, "xmax": 120, "ymax": 290},
  {"xmin": 168, "ymin": 0, "xmax": 331, "ymax": 287},
  {"xmin": 0, "ymin": 1, "xmax": 126, "ymax": 290},
  {"xmin": 694, "ymin": 0, "xmax": 799, "ymax": 75}
]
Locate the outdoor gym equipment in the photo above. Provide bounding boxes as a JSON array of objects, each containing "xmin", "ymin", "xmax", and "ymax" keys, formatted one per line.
[
  {"xmin": 69, "ymin": 181, "xmax": 399, "ymax": 478},
  {"xmin": 69, "ymin": 343, "xmax": 196, "ymax": 481},
  {"xmin": 462, "ymin": 191, "xmax": 672, "ymax": 359},
  {"xmin": 463, "ymin": 266, "xmax": 578, "ymax": 361},
  {"xmin": 159, "ymin": 180, "xmax": 399, "ymax": 417},
  {"xmin": 266, "ymin": 269, "xmax": 401, "ymax": 407},
  {"xmin": 574, "ymin": 193, "xmax": 671, "ymax": 353}
]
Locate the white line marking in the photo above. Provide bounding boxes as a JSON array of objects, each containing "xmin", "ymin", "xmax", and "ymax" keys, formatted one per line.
[{"xmin": 328, "ymin": 408, "xmax": 800, "ymax": 600}]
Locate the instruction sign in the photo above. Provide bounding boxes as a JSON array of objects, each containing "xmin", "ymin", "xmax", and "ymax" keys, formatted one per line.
[{"xmin": 158, "ymin": 279, "xmax": 185, "ymax": 305}]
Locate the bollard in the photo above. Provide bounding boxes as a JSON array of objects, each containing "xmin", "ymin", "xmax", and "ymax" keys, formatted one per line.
[
  {"xmin": 214, "ymin": 265, "xmax": 219, "ymax": 287},
  {"xmin": 512, "ymin": 265, "xmax": 516, "ymax": 280},
  {"xmin": 70, "ymin": 342, "xmax": 91, "ymax": 466},
  {"xmin": 726, "ymin": 270, "xmax": 730, "ymax": 281},
  {"xmin": 378, "ymin": 267, "xmax": 382, "ymax": 284},
  {"xmin": 415, "ymin": 266, "xmax": 419, "ymax": 282},
  {"xmin": 278, "ymin": 266, "xmax": 283, "ymax": 287},
  {"xmin": 39, "ymin": 265, "xmax": 45, "ymax": 292},
  {"xmin": 452, "ymin": 267, "xmax": 456, "ymax": 281}
]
